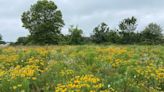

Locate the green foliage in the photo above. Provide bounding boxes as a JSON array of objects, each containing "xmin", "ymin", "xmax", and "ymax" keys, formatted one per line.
[
  {"xmin": 15, "ymin": 37, "xmax": 29, "ymax": 45},
  {"xmin": 119, "ymin": 16, "xmax": 137, "ymax": 32},
  {"xmin": 141, "ymin": 23, "xmax": 163, "ymax": 44},
  {"xmin": 0, "ymin": 34, "xmax": 6, "ymax": 44},
  {"xmin": 119, "ymin": 16, "xmax": 138, "ymax": 44},
  {"xmin": 21, "ymin": 0, "xmax": 64, "ymax": 45},
  {"xmin": 82, "ymin": 37, "xmax": 92, "ymax": 44},
  {"xmin": 0, "ymin": 41, "xmax": 6, "ymax": 44},
  {"xmin": 68, "ymin": 26, "xmax": 83, "ymax": 45},
  {"xmin": 0, "ymin": 34, "xmax": 2, "ymax": 41},
  {"xmin": 107, "ymin": 29, "xmax": 120, "ymax": 44},
  {"xmin": 19, "ymin": 5, "xmax": 164, "ymax": 46},
  {"xmin": 91, "ymin": 22, "xmax": 110, "ymax": 43}
]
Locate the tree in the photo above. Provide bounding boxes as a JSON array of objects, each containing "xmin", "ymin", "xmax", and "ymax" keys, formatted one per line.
[
  {"xmin": 0, "ymin": 34, "xmax": 6, "ymax": 44},
  {"xmin": 141, "ymin": 23, "xmax": 163, "ymax": 44},
  {"xmin": 0, "ymin": 34, "xmax": 2, "ymax": 41},
  {"xmin": 118, "ymin": 16, "xmax": 138, "ymax": 44},
  {"xmin": 91, "ymin": 22, "xmax": 110, "ymax": 43},
  {"xmin": 21, "ymin": 0, "xmax": 64, "ymax": 45},
  {"xmin": 68, "ymin": 26, "xmax": 83, "ymax": 45},
  {"xmin": 107, "ymin": 29, "xmax": 120, "ymax": 44},
  {"xmin": 119, "ymin": 16, "xmax": 137, "ymax": 32},
  {"xmin": 82, "ymin": 36, "xmax": 92, "ymax": 44},
  {"xmin": 15, "ymin": 37, "xmax": 29, "ymax": 45}
]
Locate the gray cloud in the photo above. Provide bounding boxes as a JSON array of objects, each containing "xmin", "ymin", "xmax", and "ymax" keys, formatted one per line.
[{"xmin": 0, "ymin": 0, "xmax": 164, "ymax": 42}]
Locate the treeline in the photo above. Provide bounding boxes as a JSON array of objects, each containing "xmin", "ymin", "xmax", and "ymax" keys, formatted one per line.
[
  {"xmin": 11, "ymin": 0, "xmax": 164, "ymax": 45},
  {"xmin": 0, "ymin": 34, "xmax": 6, "ymax": 44}
]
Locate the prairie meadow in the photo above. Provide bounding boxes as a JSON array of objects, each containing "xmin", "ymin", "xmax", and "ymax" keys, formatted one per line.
[{"xmin": 0, "ymin": 45, "xmax": 163, "ymax": 92}]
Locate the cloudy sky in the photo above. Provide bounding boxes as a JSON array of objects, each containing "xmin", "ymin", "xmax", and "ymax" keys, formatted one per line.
[{"xmin": 0, "ymin": 0, "xmax": 164, "ymax": 42}]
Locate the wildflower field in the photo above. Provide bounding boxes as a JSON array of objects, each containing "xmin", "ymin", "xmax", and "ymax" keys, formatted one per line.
[{"xmin": 0, "ymin": 45, "xmax": 163, "ymax": 92}]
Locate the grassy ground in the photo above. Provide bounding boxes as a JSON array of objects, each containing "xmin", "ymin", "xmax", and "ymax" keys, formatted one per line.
[{"xmin": 0, "ymin": 45, "xmax": 163, "ymax": 92}]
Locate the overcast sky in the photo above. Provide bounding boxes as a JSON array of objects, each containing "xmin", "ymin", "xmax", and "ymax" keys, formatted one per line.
[{"xmin": 0, "ymin": 0, "xmax": 164, "ymax": 42}]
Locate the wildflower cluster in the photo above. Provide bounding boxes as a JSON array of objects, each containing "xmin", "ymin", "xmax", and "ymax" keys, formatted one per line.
[
  {"xmin": 0, "ymin": 46, "xmax": 163, "ymax": 92},
  {"xmin": 55, "ymin": 75, "xmax": 105, "ymax": 92}
]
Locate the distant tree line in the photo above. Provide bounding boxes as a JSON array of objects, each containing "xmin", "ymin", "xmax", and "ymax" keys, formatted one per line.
[
  {"xmin": 0, "ymin": 34, "xmax": 6, "ymax": 44},
  {"xmin": 11, "ymin": 0, "xmax": 164, "ymax": 45}
]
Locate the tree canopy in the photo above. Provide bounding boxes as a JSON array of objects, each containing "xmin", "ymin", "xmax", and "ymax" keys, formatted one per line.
[
  {"xmin": 141, "ymin": 23, "xmax": 163, "ymax": 44},
  {"xmin": 119, "ymin": 16, "xmax": 138, "ymax": 44},
  {"xmin": 21, "ymin": 0, "xmax": 64, "ymax": 45},
  {"xmin": 68, "ymin": 26, "xmax": 83, "ymax": 45},
  {"xmin": 91, "ymin": 22, "xmax": 110, "ymax": 43},
  {"xmin": 119, "ymin": 16, "xmax": 137, "ymax": 32},
  {"xmin": 16, "ymin": 0, "xmax": 164, "ymax": 45}
]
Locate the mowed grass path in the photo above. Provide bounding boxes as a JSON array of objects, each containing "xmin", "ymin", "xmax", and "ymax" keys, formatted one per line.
[{"xmin": 0, "ymin": 45, "xmax": 163, "ymax": 92}]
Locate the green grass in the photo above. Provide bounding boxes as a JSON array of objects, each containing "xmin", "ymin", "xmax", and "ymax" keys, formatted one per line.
[{"xmin": 0, "ymin": 45, "xmax": 163, "ymax": 92}]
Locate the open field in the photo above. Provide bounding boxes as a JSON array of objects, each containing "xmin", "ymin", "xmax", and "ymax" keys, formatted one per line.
[{"xmin": 0, "ymin": 45, "xmax": 164, "ymax": 92}]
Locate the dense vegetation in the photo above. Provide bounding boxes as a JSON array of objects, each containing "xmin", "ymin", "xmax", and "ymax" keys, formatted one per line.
[
  {"xmin": 12, "ymin": 0, "xmax": 164, "ymax": 45},
  {"xmin": 0, "ymin": 35, "xmax": 5, "ymax": 44},
  {"xmin": 0, "ymin": 45, "xmax": 163, "ymax": 92},
  {"xmin": 0, "ymin": 0, "xmax": 163, "ymax": 92}
]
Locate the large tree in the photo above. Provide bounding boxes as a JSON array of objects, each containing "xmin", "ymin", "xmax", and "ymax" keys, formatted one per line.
[
  {"xmin": 119, "ymin": 16, "xmax": 137, "ymax": 44},
  {"xmin": 141, "ymin": 23, "xmax": 163, "ymax": 44},
  {"xmin": 91, "ymin": 22, "xmax": 110, "ymax": 43},
  {"xmin": 21, "ymin": 0, "xmax": 64, "ymax": 45}
]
